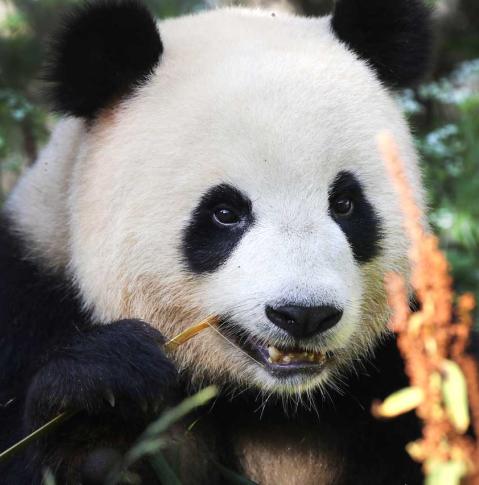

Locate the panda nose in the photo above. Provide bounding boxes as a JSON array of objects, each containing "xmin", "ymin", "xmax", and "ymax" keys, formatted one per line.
[{"xmin": 265, "ymin": 304, "xmax": 343, "ymax": 339}]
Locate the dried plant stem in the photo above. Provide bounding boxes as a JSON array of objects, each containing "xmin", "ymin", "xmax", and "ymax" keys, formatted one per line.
[
  {"xmin": 377, "ymin": 131, "xmax": 479, "ymax": 482},
  {"xmin": 0, "ymin": 411, "xmax": 75, "ymax": 464},
  {"xmin": 164, "ymin": 315, "xmax": 219, "ymax": 351}
]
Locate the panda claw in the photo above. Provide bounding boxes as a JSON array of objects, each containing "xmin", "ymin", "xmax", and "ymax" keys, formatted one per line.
[{"xmin": 104, "ymin": 390, "xmax": 116, "ymax": 408}]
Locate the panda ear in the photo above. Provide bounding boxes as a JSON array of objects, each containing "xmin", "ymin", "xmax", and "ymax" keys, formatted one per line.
[
  {"xmin": 331, "ymin": 0, "xmax": 432, "ymax": 88},
  {"xmin": 45, "ymin": 0, "xmax": 162, "ymax": 119}
]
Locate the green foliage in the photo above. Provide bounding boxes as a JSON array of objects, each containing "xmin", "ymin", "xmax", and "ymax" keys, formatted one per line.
[
  {"xmin": 400, "ymin": 59, "xmax": 479, "ymax": 309},
  {"xmin": 0, "ymin": 88, "xmax": 47, "ymax": 157}
]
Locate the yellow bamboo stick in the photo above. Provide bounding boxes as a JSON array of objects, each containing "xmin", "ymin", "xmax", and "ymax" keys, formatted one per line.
[{"xmin": 164, "ymin": 315, "xmax": 219, "ymax": 351}]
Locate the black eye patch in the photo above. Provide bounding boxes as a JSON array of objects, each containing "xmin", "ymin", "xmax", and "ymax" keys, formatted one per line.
[
  {"xmin": 182, "ymin": 184, "xmax": 254, "ymax": 274},
  {"xmin": 328, "ymin": 171, "xmax": 383, "ymax": 264}
]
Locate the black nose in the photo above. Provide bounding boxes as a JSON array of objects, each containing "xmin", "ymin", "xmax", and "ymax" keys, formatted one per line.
[{"xmin": 265, "ymin": 304, "xmax": 343, "ymax": 339}]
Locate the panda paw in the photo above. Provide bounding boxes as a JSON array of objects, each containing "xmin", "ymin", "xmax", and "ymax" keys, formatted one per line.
[{"xmin": 24, "ymin": 319, "xmax": 179, "ymax": 430}]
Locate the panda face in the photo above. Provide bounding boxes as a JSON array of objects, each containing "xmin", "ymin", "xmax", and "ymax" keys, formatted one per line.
[
  {"xmin": 66, "ymin": 16, "xmax": 423, "ymax": 394},
  {"xmin": 9, "ymin": 5, "xmax": 429, "ymax": 397},
  {"xmin": 181, "ymin": 170, "xmax": 381, "ymax": 390}
]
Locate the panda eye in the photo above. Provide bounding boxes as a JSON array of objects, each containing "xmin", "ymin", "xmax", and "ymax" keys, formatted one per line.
[
  {"xmin": 331, "ymin": 196, "xmax": 354, "ymax": 218},
  {"xmin": 213, "ymin": 206, "xmax": 241, "ymax": 226}
]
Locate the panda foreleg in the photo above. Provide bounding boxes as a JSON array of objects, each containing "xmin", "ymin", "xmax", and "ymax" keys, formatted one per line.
[{"xmin": 23, "ymin": 319, "xmax": 179, "ymax": 482}]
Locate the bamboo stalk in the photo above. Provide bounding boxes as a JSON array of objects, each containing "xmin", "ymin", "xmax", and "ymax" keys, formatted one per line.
[
  {"xmin": 164, "ymin": 315, "xmax": 219, "ymax": 351},
  {"xmin": 0, "ymin": 411, "xmax": 74, "ymax": 463}
]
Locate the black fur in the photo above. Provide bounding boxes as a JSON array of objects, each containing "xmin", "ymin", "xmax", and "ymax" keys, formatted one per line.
[
  {"xmin": 25, "ymin": 320, "xmax": 177, "ymax": 430},
  {"xmin": 328, "ymin": 171, "xmax": 383, "ymax": 263},
  {"xmin": 182, "ymin": 184, "xmax": 255, "ymax": 273},
  {"xmin": 0, "ymin": 216, "xmax": 88, "ymax": 483},
  {"xmin": 0, "ymin": 215, "xmax": 178, "ymax": 484},
  {"xmin": 44, "ymin": 0, "xmax": 163, "ymax": 119},
  {"xmin": 331, "ymin": 0, "xmax": 432, "ymax": 88}
]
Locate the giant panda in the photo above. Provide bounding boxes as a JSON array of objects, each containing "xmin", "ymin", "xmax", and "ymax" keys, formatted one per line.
[{"xmin": 0, "ymin": 0, "xmax": 435, "ymax": 483}]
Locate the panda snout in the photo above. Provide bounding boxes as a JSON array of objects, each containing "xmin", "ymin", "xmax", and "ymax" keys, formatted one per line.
[{"xmin": 265, "ymin": 304, "xmax": 343, "ymax": 339}]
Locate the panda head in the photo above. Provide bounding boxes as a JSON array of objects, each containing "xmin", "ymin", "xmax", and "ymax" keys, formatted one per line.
[{"xmin": 12, "ymin": 0, "xmax": 431, "ymax": 396}]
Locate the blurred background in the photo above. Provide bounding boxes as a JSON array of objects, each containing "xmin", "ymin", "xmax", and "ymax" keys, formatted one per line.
[{"xmin": 0, "ymin": 0, "xmax": 478, "ymax": 315}]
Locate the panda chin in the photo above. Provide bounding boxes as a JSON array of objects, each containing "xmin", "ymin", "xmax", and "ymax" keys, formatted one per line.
[{"xmin": 219, "ymin": 320, "xmax": 334, "ymax": 378}]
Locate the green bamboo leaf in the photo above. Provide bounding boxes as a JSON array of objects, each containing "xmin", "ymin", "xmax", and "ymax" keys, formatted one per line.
[
  {"xmin": 138, "ymin": 385, "xmax": 217, "ymax": 441},
  {"xmin": 106, "ymin": 386, "xmax": 217, "ymax": 484},
  {"xmin": 149, "ymin": 452, "xmax": 182, "ymax": 485}
]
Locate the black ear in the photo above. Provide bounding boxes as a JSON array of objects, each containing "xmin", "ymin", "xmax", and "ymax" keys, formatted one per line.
[
  {"xmin": 45, "ymin": 0, "xmax": 162, "ymax": 119},
  {"xmin": 331, "ymin": 0, "xmax": 432, "ymax": 88}
]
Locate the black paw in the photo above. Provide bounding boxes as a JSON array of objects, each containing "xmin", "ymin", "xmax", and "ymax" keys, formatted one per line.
[{"xmin": 25, "ymin": 319, "xmax": 178, "ymax": 430}]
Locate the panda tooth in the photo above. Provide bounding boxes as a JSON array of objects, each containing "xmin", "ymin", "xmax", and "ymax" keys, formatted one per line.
[
  {"xmin": 268, "ymin": 346, "xmax": 282, "ymax": 362},
  {"xmin": 266, "ymin": 345, "xmax": 329, "ymax": 365}
]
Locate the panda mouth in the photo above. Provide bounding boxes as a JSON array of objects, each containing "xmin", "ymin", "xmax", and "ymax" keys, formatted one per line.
[
  {"xmin": 253, "ymin": 342, "xmax": 333, "ymax": 377},
  {"xmin": 219, "ymin": 320, "xmax": 333, "ymax": 377}
]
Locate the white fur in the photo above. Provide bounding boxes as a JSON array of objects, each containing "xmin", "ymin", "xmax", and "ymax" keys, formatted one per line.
[
  {"xmin": 6, "ymin": 117, "xmax": 86, "ymax": 268},
  {"xmin": 7, "ymin": 7, "xmax": 426, "ymax": 394}
]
